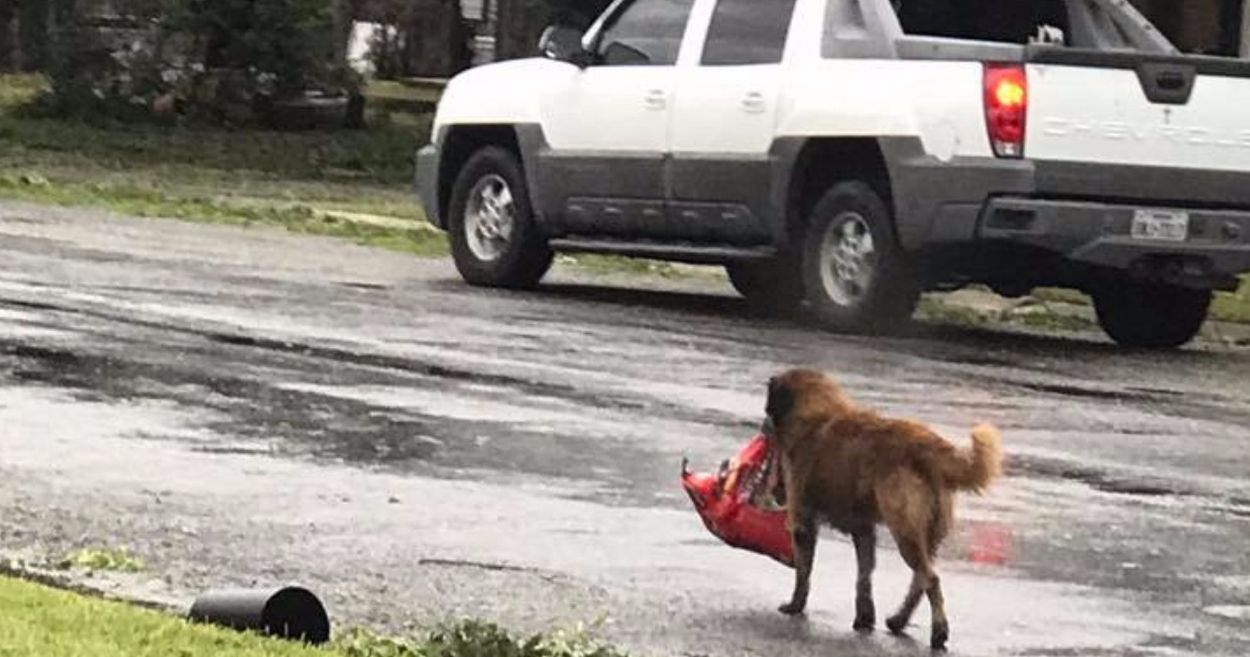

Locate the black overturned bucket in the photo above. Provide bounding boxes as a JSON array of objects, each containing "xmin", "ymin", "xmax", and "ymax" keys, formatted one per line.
[{"xmin": 188, "ymin": 587, "xmax": 330, "ymax": 644}]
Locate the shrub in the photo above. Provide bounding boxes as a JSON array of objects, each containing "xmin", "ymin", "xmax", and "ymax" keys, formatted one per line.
[{"xmin": 43, "ymin": 0, "xmax": 358, "ymax": 126}]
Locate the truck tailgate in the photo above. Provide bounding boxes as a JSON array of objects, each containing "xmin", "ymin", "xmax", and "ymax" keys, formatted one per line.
[{"xmin": 1024, "ymin": 48, "xmax": 1250, "ymax": 174}]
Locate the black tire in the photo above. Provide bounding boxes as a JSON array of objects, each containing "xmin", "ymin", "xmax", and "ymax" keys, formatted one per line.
[
  {"xmin": 448, "ymin": 146, "xmax": 553, "ymax": 289},
  {"xmin": 800, "ymin": 181, "xmax": 919, "ymax": 332},
  {"xmin": 1092, "ymin": 280, "xmax": 1211, "ymax": 349},
  {"xmin": 725, "ymin": 259, "xmax": 803, "ymax": 317}
]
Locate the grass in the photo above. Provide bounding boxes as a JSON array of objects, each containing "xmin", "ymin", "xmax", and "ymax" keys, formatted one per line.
[
  {"xmin": 1032, "ymin": 287, "xmax": 1089, "ymax": 306},
  {"xmin": 2, "ymin": 77, "xmax": 424, "ymax": 186},
  {"xmin": 0, "ymin": 74, "xmax": 436, "ymax": 251},
  {"xmin": 57, "ymin": 548, "xmax": 145, "ymax": 573},
  {"xmin": 1036, "ymin": 283, "xmax": 1250, "ymax": 324},
  {"xmin": 0, "ymin": 173, "xmax": 449, "ymax": 257},
  {"xmin": 0, "ymin": 575, "xmax": 628, "ymax": 657},
  {"xmin": 554, "ymin": 253, "xmax": 709, "ymax": 279},
  {"xmin": 1211, "ymin": 282, "xmax": 1250, "ymax": 323},
  {"xmin": 364, "ymin": 80, "xmax": 442, "ymax": 116},
  {"xmin": 916, "ymin": 295, "xmax": 1096, "ymax": 333},
  {"xmin": 336, "ymin": 619, "xmax": 625, "ymax": 657},
  {"xmin": 0, "ymin": 575, "xmax": 327, "ymax": 657}
]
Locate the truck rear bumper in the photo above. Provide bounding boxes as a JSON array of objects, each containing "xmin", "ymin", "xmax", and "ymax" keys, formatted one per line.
[
  {"xmin": 980, "ymin": 197, "xmax": 1250, "ymax": 285},
  {"xmin": 891, "ymin": 154, "xmax": 1250, "ymax": 280}
]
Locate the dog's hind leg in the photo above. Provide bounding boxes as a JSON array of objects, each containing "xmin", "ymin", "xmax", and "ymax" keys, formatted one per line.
[
  {"xmin": 926, "ymin": 492, "xmax": 953, "ymax": 649},
  {"xmin": 882, "ymin": 508, "xmax": 949, "ymax": 649},
  {"xmin": 876, "ymin": 473, "xmax": 936, "ymax": 636},
  {"xmin": 926, "ymin": 571, "xmax": 949, "ymax": 650},
  {"xmin": 884, "ymin": 536, "xmax": 930, "ymax": 635},
  {"xmin": 852, "ymin": 530, "xmax": 877, "ymax": 631}
]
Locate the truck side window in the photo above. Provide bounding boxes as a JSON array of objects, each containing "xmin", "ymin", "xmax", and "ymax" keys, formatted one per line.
[
  {"xmin": 701, "ymin": 0, "xmax": 799, "ymax": 65},
  {"xmin": 596, "ymin": 0, "xmax": 697, "ymax": 66}
]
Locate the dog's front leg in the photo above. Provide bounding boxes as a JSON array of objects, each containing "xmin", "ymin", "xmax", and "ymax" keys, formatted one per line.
[{"xmin": 780, "ymin": 509, "xmax": 816, "ymax": 615}]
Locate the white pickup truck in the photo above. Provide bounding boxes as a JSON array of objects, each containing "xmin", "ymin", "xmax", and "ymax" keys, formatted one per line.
[{"xmin": 417, "ymin": 0, "xmax": 1250, "ymax": 348}]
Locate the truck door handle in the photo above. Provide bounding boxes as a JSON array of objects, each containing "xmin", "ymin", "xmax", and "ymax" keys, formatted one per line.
[
  {"xmin": 741, "ymin": 91, "xmax": 766, "ymax": 113},
  {"xmin": 644, "ymin": 89, "xmax": 667, "ymax": 110}
]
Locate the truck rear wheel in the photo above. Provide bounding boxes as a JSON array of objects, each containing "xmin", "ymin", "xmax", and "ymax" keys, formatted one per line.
[
  {"xmin": 1092, "ymin": 281, "xmax": 1211, "ymax": 349},
  {"xmin": 448, "ymin": 146, "xmax": 553, "ymax": 289},
  {"xmin": 800, "ymin": 181, "xmax": 919, "ymax": 332},
  {"xmin": 725, "ymin": 260, "xmax": 803, "ymax": 317}
]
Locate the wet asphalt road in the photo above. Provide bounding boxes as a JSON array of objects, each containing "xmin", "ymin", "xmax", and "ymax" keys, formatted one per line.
[{"xmin": 0, "ymin": 200, "xmax": 1248, "ymax": 657}]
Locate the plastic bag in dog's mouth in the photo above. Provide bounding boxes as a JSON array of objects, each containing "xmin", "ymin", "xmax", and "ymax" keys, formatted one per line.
[{"xmin": 680, "ymin": 435, "xmax": 793, "ymax": 568}]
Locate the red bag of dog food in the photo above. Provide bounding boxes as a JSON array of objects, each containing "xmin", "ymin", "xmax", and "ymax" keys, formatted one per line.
[{"xmin": 681, "ymin": 435, "xmax": 794, "ymax": 568}]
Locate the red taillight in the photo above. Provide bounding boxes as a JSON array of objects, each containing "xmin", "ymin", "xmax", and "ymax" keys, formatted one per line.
[{"xmin": 984, "ymin": 64, "xmax": 1027, "ymax": 158}]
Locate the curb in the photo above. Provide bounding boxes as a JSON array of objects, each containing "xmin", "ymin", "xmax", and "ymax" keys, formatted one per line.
[{"xmin": 0, "ymin": 555, "xmax": 180, "ymax": 615}]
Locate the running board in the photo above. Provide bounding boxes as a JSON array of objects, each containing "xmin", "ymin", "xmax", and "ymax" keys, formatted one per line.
[{"xmin": 548, "ymin": 238, "xmax": 777, "ymax": 265}]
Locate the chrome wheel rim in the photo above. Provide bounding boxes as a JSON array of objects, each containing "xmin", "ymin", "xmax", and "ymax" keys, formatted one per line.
[
  {"xmin": 464, "ymin": 174, "xmax": 515, "ymax": 262},
  {"xmin": 818, "ymin": 212, "xmax": 876, "ymax": 307}
]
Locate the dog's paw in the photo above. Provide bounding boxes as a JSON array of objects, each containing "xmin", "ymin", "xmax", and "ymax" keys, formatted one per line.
[
  {"xmin": 852, "ymin": 615, "xmax": 875, "ymax": 632},
  {"xmin": 777, "ymin": 601, "xmax": 806, "ymax": 616},
  {"xmin": 930, "ymin": 623, "xmax": 949, "ymax": 651},
  {"xmin": 885, "ymin": 615, "xmax": 908, "ymax": 635},
  {"xmin": 854, "ymin": 599, "xmax": 875, "ymax": 631}
]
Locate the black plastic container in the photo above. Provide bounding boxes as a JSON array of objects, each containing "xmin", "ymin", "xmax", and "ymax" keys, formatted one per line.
[{"xmin": 188, "ymin": 586, "xmax": 330, "ymax": 644}]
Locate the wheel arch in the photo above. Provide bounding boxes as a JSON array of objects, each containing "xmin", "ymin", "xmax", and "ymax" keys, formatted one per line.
[
  {"xmin": 435, "ymin": 124, "xmax": 523, "ymax": 229},
  {"xmin": 772, "ymin": 137, "xmax": 898, "ymax": 250}
]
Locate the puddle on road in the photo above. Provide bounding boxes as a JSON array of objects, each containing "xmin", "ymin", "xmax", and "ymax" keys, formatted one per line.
[
  {"xmin": 1017, "ymin": 380, "xmax": 1147, "ymax": 402},
  {"xmin": 1010, "ymin": 453, "xmax": 1195, "ymax": 499},
  {"xmin": 279, "ymin": 382, "xmax": 591, "ymax": 428},
  {"xmin": 945, "ymin": 466, "xmax": 1250, "ymax": 615},
  {"xmin": 1203, "ymin": 605, "xmax": 1250, "ymax": 621},
  {"xmin": 0, "ymin": 335, "xmax": 690, "ymax": 508}
]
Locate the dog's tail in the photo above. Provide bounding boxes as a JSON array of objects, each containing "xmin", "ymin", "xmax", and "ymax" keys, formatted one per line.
[{"xmin": 939, "ymin": 424, "xmax": 1003, "ymax": 493}]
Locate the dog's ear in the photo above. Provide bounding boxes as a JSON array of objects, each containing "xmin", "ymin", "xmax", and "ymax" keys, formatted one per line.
[{"xmin": 765, "ymin": 375, "xmax": 795, "ymax": 425}]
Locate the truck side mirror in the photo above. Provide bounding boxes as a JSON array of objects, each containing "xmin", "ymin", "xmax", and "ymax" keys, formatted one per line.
[{"xmin": 539, "ymin": 25, "xmax": 590, "ymax": 67}]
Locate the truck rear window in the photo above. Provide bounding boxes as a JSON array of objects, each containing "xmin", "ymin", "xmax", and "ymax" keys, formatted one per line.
[
  {"xmin": 822, "ymin": 0, "xmax": 1175, "ymax": 60},
  {"xmin": 896, "ymin": 0, "xmax": 1069, "ymax": 44}
]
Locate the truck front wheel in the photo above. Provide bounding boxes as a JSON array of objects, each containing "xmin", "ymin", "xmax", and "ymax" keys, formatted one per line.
[
  {"xmin": 448, "ymin": 146, "xmax": 553, "ymax": 289},
  {"xmin": 1092, "ymin": 280, "xmax": 1211, "ymax": 349},
  {"xmin": 800, "ymin": 181, "xmax": 919, "ymax": 332}
]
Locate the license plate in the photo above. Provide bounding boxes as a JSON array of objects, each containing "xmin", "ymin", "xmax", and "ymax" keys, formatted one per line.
[{"xmin": 1131, "ymin": 209, "xmax": 1189, "ymax": 242}]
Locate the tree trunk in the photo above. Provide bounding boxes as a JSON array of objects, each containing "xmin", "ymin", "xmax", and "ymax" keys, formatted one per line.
[
  {"xmin": 18, "ymin": 0, "xmax": 50, "ymax": 71},
  {"xmin": 0, "ymin": 0, "xmax": 15, "ymax": 71},
  {"xmin": 47, "ymin": 0, "xmax": 83, "ymax": 73},
  {"xmin": 332, "ymin": 0, "xmax": 353, "ymax": 69},
  {"xmin": 404, "ymin": 0, "xmax": 470, "ymax": 77},
  {"xmin": 493, "ymin": 0, "xmax": 546, "ymax": 61}
]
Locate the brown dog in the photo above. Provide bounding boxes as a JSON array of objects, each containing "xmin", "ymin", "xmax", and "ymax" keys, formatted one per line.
[{"xmin": 763, "ymin": 368, "xmax": 1003, "ymax": 650}]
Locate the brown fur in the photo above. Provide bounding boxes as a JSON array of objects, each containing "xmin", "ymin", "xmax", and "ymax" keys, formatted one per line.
[{"xmin": 763, "ymin": 368, "xmax": 1003, "ymax": 651}]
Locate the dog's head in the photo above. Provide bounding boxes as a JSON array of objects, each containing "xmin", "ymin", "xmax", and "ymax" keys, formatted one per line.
[{"xmin": 763, "ymin": 369, "xmax": 848, "ymax": 446}]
